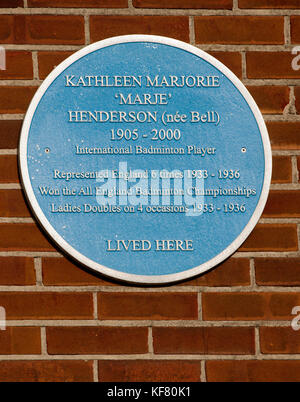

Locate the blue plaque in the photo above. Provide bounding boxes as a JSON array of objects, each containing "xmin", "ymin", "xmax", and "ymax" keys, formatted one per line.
[{"xmin": 19, "ymin": 35, "xmax": 272, "ymax": 284}]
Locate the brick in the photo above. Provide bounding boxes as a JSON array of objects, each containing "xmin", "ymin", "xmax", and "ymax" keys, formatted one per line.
[
  {"xmin": 98, "ymin": 292, "xmax": 198, "ymax": 320},
  {"xmin": 47, "ymin": 327, "xmax": 148, "ymax": 354},
  {"xmin": 0, "ymin": 327, "xmax": 40, "ymax": 354},
  {"xmin": 26, "ymin": 15, "xmax": 85, "ymax": 45},
  {"xmin": 194, "ymin": 16, "xmax": 284, "ymax": 45},
  {"xmin": 183, "ymin": 258, "xmax": 250, "ymax": 287},
  {"xmin": 247, "ymin": 52, "xmax": 299, "ymax": 79},
  {"xmin": 203, "ymin": 292, "xmax": 264, "ymax": 321},
  {"xmin": 209, "ymin": 51, "xmax": 242, "ymax": 78},
  {"xmin": 247, "ymin": 86, "xmax": 289, "ymax": 115},
  {"xmin": 38, "ymin": 51, "xmax": 73, "ymax": 80},
  {"xmin": 90, "ymin": 16, "xmax": 189, "ymax": 42},
  {"xmin": 0, "ymin": 86, "xmax": 37, "ymax": 114},
  {"xmin": 267, "ymin": 122, "xmax": 300, "ymax": 150},
  {"xmin": 26, "ymin": 16, "xmax": 84, "ymax": 45},
  {"xmin": 98, "ymin": 360, "xmax": 201, "ymax": 382},
  {"xmin": 255, "ymin": 258, "xmax": 300, "ymax": 286},
  {"xmin": 272, "ymin": 155, "xmax": 292, "ymax": 183},
  {"xmin": 291, "ymin": 16, "xmax": 300, "ymax": 43},
  {"xmin": 0, "ymin": 360, "xmax": 93, "ymax": 382},
  {"xmin": 263, "ymin": 191, "xmax": 300, "ymax": 218},
  {"xmin": 260, "ymin": 327, "xmax": 300, "ymax": 354},
  {"xmin": 0, "ymin": 292, "xmax": 93, "ymax": 319},
  {"xmin": 0, "ymin": 190, "xmax": 31, "ymax": 217},
  {"xmin": 295, "ymin": 87, "xmax": 300, "ymax": 113},
  {"xmin": 0, "ymin": 120, "xmax": 22, "ymax": 149},
  {"xmin": 206, "ymin": 360, "xmax": 300, "ymax": 382},
  {"xmin": 44, "ymin": 259, "xmax": 245, "ymax": 289},
  {"xmin": 42, "ymin": 257, "xmax": 116, "ymax": 286},
  {"xmin": 0, "ymin": 223, "xmax": 54, "ymax": 251},
  {"xmin": 3, "ymin": 15, "xmax": 85, "ymax": 45},
  {"xmin": 133, "ymin": 0, "xmax": 233, "ymax": 8},
  {"xmin": 0, "ymin": 51, "xmax": 33, "ymax": 80},
  {"xmin": 43, "ymin": 257, "xmax": 249, "ymax": 287},
  {"xmin": 0, "ymin": 257, "xmax": 35, "ymax": 285},
  {"xmin": 202, "ymin": 292, "xmax": 300, "ymax": 321},
  {"xmin": 153, "ymin": 327, "xmax": 255, "ymax": 354},
  {"xmin": 240, "ymin": 224, "xmax": 298, "ymax": 252},
  {"xmin": 0, "ymin": 155, "xmax": 19, "ymax": 183},
  {"xmin": 28, "ymin": 0, "xmax": 127, "ymax": 6},
  {"xmin": 0, "ymin": 0, "xmax": 23, "ymax": 6},
  {"xmin": 239, "ymin": 0, "xmax": 300, "ymax": 8}
]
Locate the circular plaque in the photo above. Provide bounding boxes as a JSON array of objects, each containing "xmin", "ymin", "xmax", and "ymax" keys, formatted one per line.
[{"xmin": 19, "ymin": 35, "xmax": 272, "ymax": 284}]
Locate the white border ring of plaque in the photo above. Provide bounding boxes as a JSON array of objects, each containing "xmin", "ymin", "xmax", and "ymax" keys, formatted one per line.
[{"xmin": 19, "ymin": 35, "xmax": 272, "ymax": 284}]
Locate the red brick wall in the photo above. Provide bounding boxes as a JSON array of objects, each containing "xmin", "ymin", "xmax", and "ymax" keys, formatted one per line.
[{"xmin": 0, "ymin": 0, "xmax": 299, "ymax": 382}]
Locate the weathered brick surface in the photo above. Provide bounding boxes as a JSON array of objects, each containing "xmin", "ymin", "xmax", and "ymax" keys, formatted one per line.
[
  {"xmin": 247, "ymin": 52, "xmax": 300, "ymax": 79},
  {"xmin": 0, "ymin": 292, "xmax": 93, "ymax": 319},
  {"xmin": 98, "ymin": 360, "xmax": 201, "ymax": 382},
  {"xmin": 183, "ymin": 258, "xmax": 250, "ymax": 287},
  {"xmin": 260, "ymin": 327, "xmax": 300, "ymax": 354},
  {"xmin": 0, "ymin": 120, "xmax": 22, "ymax": 149},
  {"xmin": 247, "ymin": 86, "xmax": 289, "ymax": 115},
  {"xmin": 0, "ymin": 15, "xmax": 85, "ymax": 45},
  {"xmin": 0, "ymin": 87, "xmax": 37, "ymax": 114},
  {"xmin": 295, "ymin": 87, "xmax": 300, "ymax": 113},
  {"xmin": 267, "ymin": 122, "xmax": 300, "ymax": 150},
  {"xmin": 0, "ymin": 257, "xmax": 35, "ymax": 285},
  {"xmin": 0, "ymin": 0, "xmax": 298, "ymax": 384},
  {"xmin": 0, "ymin": 155, "xmax": 19, "ymax": 183},
  {"xmin": 0, "ymin": 327, "xmax": 41, "ymax": 354},
  {"xmin": 272, "ymin": 156, "xmax": 292, "ymax": 184},
  {"xmin": 206, "ymin": 360, "xmax": 300, "ymax": 382},
  {"xmin": 38, "ymin": 51, "xmax": 73, "ymax": 79},
  {"xmin": 0, "ymin": 223, "xmax": 55, "ymax": 251},
  {"xmin": 98, "ymin": 292, "xmax": 198, "ymax": 320},
  {"xmin": 195, "ymin": 17, "xmax": 284, "ymax": 44},
  {"xmin": 42, "ymin": 257, "xmax": 116, "ymax": 286},
  {"xmin": 240, "ymin": 224, "xmax": 298, "ymax": 251},
  {"xmin": 202, "ymin": 292, "xmax": 300, "ymax": 321},
  {"xmin": 263, "ymin": 191, "xmax": 300, "ymax": 217},
  {"xmin": 28, "ymin": 0, "xmax": 128, "ymax": 7},
  {"xmin": 153, "ymin": 327, "xmax": 255, "ymax": 354},
  {"xmin": 0, "ymin": 361, "xmax": 93, "ymax": 382},
  {"xmin": 0, "ymin": 51, "xmax": 33, "ymax": 80},
  {"xmin": 255, "ymin": 258, "xmax": 300, "ymax": 286},
  {"xmin": 133, "ymin": 0, "xmax": 233, "ymax": 9},
  {"xmin": 239, "ymin": 0, "xmax": 300, "ymax": 8},
  {"xmin": 291, "ymin": 16, "xmax": 300, "ymax": 44},
  {"xmin": 47, "ymin": 327, "xmax": 148, "ymax": 354},
  {"xmin": 0, "ymin": 190, "xmax": 31, "ymax": 217},
  {"xmin": 209, "ymin": 51, "xmax": 242, "ymax": 78},
  {"xmin": 90, "ymin": 16, "xmax": 189, "ymax": 42},
  {"xmin": 0, "ymin": 0, "xmax": 23, "ymax": 6}
]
